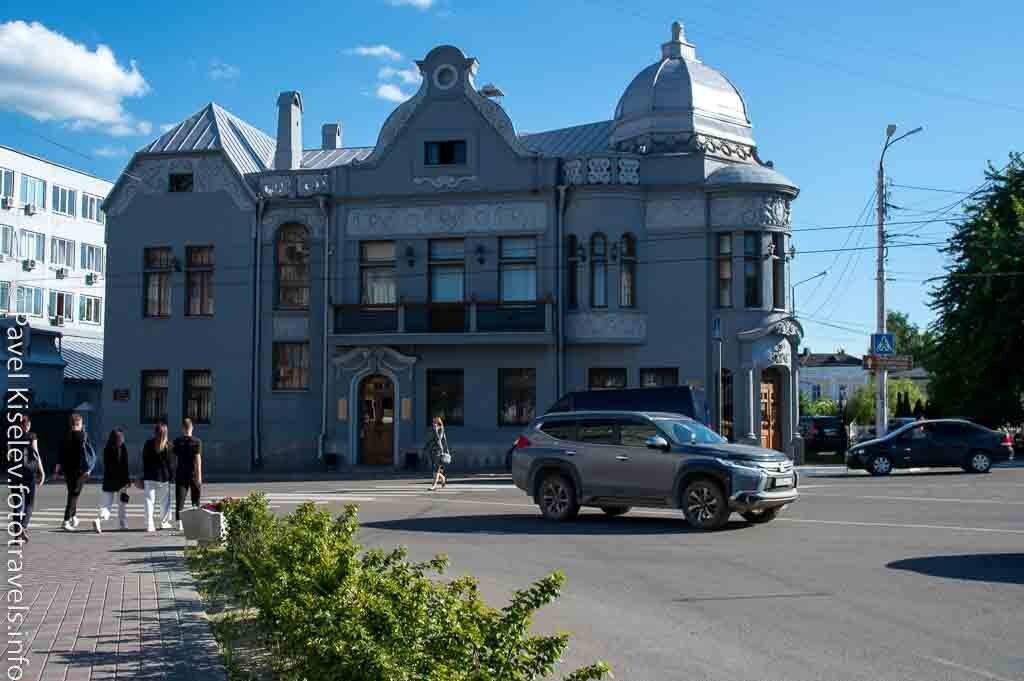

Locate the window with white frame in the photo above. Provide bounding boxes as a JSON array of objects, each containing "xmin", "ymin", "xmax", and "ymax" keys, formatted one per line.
[
  {"xmin": 19, "ymin": 175, "xmax": 45, "ymax": 208},
  {"xmin": 0, "ymin": 168, "xmax": 13, "ymax": 198},
  {"xmin": 49, "ymin": 291, "xmax": 74, "ymax": 321},
  {"xmin": 0, "ymin": 282, "xmax": 9, "ymax": 311},
  {"xmin": 80, "ymin": 243, "xmax": 104, "ymax": 273},
  {"xmin": 79, "ymin": 295, "xmax": 103, "ymax": 324},
  {"xmin": 50, "ymin": 237, "xmax": 75, "ymax": 268},
  {"xmin": 0, "ymin": 225, "xmax": 14, "ymax": 257},
  {"xmin": 51, "ymin": 185, "xmax": 77, "ymax": 217},
  {"xmin": 18, "ymin": 230, "xmax": 45, "ymax": 262},
  {"xmin": 81, "ymin": 194, "xmax": 104, "ymax": 223},
  {"xmin": 15, "ymin": 285, "xmax": 44, "ymax": 316}
]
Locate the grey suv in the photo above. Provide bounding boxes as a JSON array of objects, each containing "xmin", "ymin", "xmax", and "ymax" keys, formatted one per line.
[{"xmin": 510, "ymin": 411, "xmax": 798, "ymax": 530}]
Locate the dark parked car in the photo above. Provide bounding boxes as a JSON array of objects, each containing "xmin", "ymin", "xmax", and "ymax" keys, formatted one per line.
[
  {"xmin": 546, "ymin": 386, "xmax": 707, "ymax": 423},
  {"xmin": 846, "ymin": 419, "xmax": 1015, "ymax": 475},
  {"xmin": 799, "ymin": 416, "xmax": 846, "ymax": 453},
  {"xmin": 510, "ymin": 410, "xmax": 797, "ymax": 530}
]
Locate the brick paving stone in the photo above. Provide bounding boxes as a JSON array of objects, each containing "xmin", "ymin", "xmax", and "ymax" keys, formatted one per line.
[{"xmin": 6, "ymin": 490, "xmax": 227, "ymax": 681}]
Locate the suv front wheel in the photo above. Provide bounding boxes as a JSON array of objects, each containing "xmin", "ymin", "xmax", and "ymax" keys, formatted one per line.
[
  {"xmin": 682, "ymin": 478, "xmax": 730, "ymax": 531},
  {"xmin": 538, "ymin": 473, "xmax": 580, "ymax": 521}
]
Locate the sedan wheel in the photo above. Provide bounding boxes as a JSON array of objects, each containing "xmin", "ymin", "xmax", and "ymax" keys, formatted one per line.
[
  {"xmin": 967, "ymin": 451, "xmax": 992, "ymax": 474},
  {"xmin": 682, "ymin": 479, "xmax": 729, "ymax": 531},
  {"xmin": 538, "ymin": 474, "xmax": 580, "ymax": 521},
  {"xmin": 869, "ymin": 455, "xmax": 893, "ymax": 476}
]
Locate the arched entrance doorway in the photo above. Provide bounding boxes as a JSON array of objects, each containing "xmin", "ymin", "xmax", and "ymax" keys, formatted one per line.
[
  {"xmin": 760, "ymin": 368, "xmax": 783, "ymax": 452},
  {"xmin": 359, "ymin": 374, "xmax": 395, "ymax": 465}
]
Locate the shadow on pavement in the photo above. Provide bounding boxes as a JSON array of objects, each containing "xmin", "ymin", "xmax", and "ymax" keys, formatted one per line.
[
  {"xmin": 807, "ymin": 470, "xmax": 967, "ymax": 480},
  {"xmin": 363, "ymin": 512, "xmax": 751, "ymax": 535},
  {"xmin": 110, "ymin": 545, "xmax": 185, "ymax": 553},
  {"xmin": 887, "ymin": 553, "xmax": 1024, "ymax": 585}
]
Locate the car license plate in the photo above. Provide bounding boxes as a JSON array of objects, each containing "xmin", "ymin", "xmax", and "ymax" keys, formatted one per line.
[{"xmin": 771, "ymin": 476, "xmax": 793, "ymax": 489}]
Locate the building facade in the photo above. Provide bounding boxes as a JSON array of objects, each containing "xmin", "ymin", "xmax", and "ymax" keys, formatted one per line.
[
  {"xmin": 798, "ymin": 349, "xmax": 868, "ymax": 403},
  {"xmin": 102, "ymin": 22, "xmax": 803, "ymax": 473},
  {"xmin": 0, "ymin": 145, "xmax": 109, "ymax": 447}
]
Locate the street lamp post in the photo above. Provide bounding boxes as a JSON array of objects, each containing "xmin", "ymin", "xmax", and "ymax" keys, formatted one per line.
[
  {"xmin": 791, "ymin": 269, "xmax": 829, "ymax": 317},
  {"xmin": 790, "ymin": 269, "xmax": 828, "ymax": 442},
  {"xmin": 876, "ymin": 124, "xmax": 923, "ymax": 439}
]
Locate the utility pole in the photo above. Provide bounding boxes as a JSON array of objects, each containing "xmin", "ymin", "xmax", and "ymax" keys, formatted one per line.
[{"xmin": 876, "ymin": 124, "xmax": 923, "ymax": 438}]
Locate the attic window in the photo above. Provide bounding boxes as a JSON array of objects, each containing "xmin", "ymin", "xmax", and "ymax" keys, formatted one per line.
[
  {"xmin": 169, "ymin": 173, "xmax": 194, "ymax": 193},
  {"xmin": 424, "ymin": 141, "xmax": 466, "ymax": 166}
]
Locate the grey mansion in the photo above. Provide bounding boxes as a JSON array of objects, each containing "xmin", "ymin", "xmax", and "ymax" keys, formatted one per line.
[{"xmin": 101, "ymin": 22, "xmax": 804, "ymax": 473}]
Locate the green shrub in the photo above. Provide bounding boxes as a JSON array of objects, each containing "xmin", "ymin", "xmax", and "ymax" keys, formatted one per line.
[{"xmin": 210, "ymin": 494, "xmax": 611, "ymax": 681}]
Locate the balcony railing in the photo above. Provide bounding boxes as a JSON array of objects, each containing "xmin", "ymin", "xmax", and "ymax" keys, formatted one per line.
[{"xmin": 334, "ymin": 299, "xmax": 552, "ymax": 335}]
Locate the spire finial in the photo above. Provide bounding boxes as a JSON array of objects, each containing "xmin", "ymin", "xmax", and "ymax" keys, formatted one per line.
[{"xmin": 662, "ymin": 19, "xmax": 696, "ymax": 60}]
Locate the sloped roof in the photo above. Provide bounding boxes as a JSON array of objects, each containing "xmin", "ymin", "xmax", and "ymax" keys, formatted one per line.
[
  {"xmin": 61, "ymin": 337, "xmax": 103, "ymax": 382},
  {"xmin": 140, "ymin": 103, "xmax": 276, "ymax": 176},
  {"xmin": 800, "ymin": 351, "xmax": 862, "ymax": 368},
  {"xmin": 518, "ymin": 120, "xmax": 613, "ymax": 156},
  {"xmin": 301, "ymin": 147, "xmax": 374, "ymax": 170}
]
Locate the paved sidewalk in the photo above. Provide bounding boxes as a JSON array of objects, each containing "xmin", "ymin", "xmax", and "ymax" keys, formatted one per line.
[{"xmin": 6, "ymin": 501, "xmax": 225, "ymax": 681}]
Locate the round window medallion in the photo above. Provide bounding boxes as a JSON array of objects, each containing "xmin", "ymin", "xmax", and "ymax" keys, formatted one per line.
[{"xmin": 434, "ymin": 64, "xmax": 458, "ymax": 90}]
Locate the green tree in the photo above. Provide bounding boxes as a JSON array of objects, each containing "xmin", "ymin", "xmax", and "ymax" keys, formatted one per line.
[
  {"xmin": 886, "ymin": 310, "xmax": 933, "ymax": 364},
  {"xmin": 846, "ymin": 379, "xmax": 925, "ymax": 425},
  {"xmin": 926, "ymin": 153, "xmax": 1024, "ymax": 427}
]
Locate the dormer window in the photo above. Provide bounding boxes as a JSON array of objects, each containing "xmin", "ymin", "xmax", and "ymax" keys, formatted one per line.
[
  {"xmin": 169, "ymin": 173, "xmax": 194, "ymax": 193},
  {"xmin": 424, "ymin": 140, "xmax": 466, "ymax": 166}
]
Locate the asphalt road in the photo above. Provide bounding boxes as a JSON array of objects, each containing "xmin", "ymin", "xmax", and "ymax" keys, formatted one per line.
[{"xmin": 28, "ymin": 467, "xmax": 1024, "ymax": 681}]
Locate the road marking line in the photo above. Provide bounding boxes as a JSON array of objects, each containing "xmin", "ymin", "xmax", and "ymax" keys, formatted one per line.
[
  {"xmin": 800, "ymin": 492, "xmax": 1024, "ymax": 505},
  {"xmin": 780, "ymin": 518, "xmax": 1024, "ymax": 535},
  {"xmin": 921, "ymin": 655, "xmax": 1020, "ymax": 681}
]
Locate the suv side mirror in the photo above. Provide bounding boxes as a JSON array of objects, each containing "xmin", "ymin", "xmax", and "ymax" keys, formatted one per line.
[{"xmin": 645, "ymin": 435, "xmax": 670, "ymax": 451}]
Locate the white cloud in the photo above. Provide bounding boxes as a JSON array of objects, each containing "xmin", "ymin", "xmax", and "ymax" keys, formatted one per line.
[
  {"xmin": 159, "ymin": 122, "xmax": 177, "ymax": 133},
  {"xmin": 208, "ymin": 58, "xmax": 240, "ymax": 81},
  {"xmin": 376, "ymin": 83, "xmax": 414, "ymax": 103},
  {"xmin": 93, "ymin": 145, "xmax": 129, "ymax": 158},
  {"xmin": 386, "ymin": 0, "xmax": 435, "ymax": 8},
  {"xmin": 347, "ymin": 44, "xmax": 403, "ymax": 61},
  {"xmin": 378, "ymin": 65, "xmax": 422, "ymax": 85},
  {"xmin": 0, "ymin": 20, "xmax": 152, "ymax": 136}
]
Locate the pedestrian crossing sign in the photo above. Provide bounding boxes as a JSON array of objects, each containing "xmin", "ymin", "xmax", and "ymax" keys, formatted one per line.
[{"xmin": 871, "ymin": 333, "xmax": 895, "ymax": 355}]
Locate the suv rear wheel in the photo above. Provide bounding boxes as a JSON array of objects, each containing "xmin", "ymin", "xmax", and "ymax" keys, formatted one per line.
[
  {"xmin": 682, "ymin": 478, "xmax": 730, "ymax": 531},
  {"xmin": 965, "ymin": 451, "xmax": 992, "ymax": 474},
  {"xmin": 538, "ymin": 473, "xmax": 580, "ymax": 521}
]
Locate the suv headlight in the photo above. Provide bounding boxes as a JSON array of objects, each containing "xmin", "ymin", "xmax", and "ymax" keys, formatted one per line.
[{"xmin": 717, "ymin": 458, "xmax": 767, "ymax": 474}]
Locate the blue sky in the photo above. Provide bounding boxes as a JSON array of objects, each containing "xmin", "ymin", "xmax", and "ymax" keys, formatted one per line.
[{"xmin": 3, "ymin": 0, "xmax": 1021, "ymax": 353}]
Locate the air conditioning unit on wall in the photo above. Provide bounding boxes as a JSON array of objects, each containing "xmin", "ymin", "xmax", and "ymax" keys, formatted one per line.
[
  {"xmin": 50, "ymin": 315, "xmax": 64, "ymax": 327},
  {"xmin": 22, "ymin": 259, "xmax": 36, "ymax": 272},
  {"xmin": 24, "ymin": 203, "xmax": 37, "ymax": 215},
  {"xmin": 55, "ymin": 267, "xmax": 68, "ymax": 280},
  {"xmin": 0, "ymin": 197, "xmax": 13, "ymax": 210}
]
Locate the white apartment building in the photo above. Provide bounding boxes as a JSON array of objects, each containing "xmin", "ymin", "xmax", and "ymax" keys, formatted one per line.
[{"xmin": 0, "ymin": 145, "xmax": 110, "ymax": 445}]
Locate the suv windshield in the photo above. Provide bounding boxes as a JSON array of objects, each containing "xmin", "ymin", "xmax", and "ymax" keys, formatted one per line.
[{"xmin": 657, "ymin": 418, "xmax": 727, "ymax": 445}]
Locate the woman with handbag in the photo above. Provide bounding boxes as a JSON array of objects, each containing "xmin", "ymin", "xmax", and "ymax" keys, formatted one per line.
[
  {"xmin": 93, "ymin": 428, "xmax": 131, "ymax": 533},
  {"xmin": 141, "ymin": 421, "xmax": 174, "ymax": 532},
  {"xmin": 423, "ymin": 416, "xmax": 451, "ymax": 491}
]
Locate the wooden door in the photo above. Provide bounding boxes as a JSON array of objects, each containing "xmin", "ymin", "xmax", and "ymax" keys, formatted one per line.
[
  {"xmin": 760, "ymin": 370, "xmax": 782, "ymax": 452},
  {"xmin": 359, "ymin": 375, "xmax": 394, "ymax": 465}
]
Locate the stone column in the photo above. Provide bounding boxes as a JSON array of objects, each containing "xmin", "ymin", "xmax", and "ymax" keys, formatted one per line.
[{"xmin": 744, "ymin": 367, "xmax": 759, "ymax": 445}]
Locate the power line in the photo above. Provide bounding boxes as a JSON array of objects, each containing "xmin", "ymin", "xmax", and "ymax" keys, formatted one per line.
[{"xmin": 890, "ymin": 183, "xmax": 973, "ymax": 194}]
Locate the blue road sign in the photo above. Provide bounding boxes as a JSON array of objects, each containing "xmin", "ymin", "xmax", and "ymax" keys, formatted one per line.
[{"xmin": 871, "ymin": 333, "xmax": 896, "ymax": 355}]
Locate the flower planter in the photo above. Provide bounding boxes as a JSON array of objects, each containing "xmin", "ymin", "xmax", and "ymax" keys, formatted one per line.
[{"xmin": 180, "ymin": 507, "xmax": 227, "ymax": 546}]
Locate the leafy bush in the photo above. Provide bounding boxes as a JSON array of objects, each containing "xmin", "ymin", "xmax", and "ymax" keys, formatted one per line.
[{"xmin": 202, "ymin": 494, "xmax": 610, "ymax": 681}]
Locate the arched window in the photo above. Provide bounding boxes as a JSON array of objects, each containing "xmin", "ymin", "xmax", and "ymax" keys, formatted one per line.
[
  {"xmin": 590, "ymin": 233, "xmax": 607, "ymax": 308},
  {"xmin": 619, "ymin": 233, "xmax": 637, "ymax": 308},
  {"xmin": 276, "ymin": 224, "xmax": 310, "ymax": 309},
  {"xmin": 565, "ymin": 234, "xmax": 578, "ymax": 310}
]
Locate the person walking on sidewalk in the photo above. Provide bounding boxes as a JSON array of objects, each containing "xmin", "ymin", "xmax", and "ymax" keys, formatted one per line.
[
  {"xmin": 93, "ymin": 429, "xmax": 132, "ymax": 534},
  {"xmin": 142, "ymin": 421, "xmax": 175, "ymax": 532},
  {"xmin": 54, "ymin": 413, "xmax": 95, "ymax": 531},
  {"xmin": 173, "ymin": 418, "xmax": 203, "ymax": 532},
  {"xmin": 423, "ymin": 416, "xmax": 451, "ymax": 491},
  {"xmin": 14, "ymin": 416, "xmax": 45, "ymax": 543}
]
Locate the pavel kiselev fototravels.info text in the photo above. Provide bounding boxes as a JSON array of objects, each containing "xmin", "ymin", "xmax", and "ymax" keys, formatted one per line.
[{"xmin": 6, "ymin": 314, "xmax": 32, "ymax": 679}]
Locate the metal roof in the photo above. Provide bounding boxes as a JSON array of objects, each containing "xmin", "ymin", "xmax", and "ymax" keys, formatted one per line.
[
  {"xmin": 61, "ymin": 337, "xmax": 103, "ymax": 382},
  {"xmin": 518, "ymin": 120, "xmax": 613, "ymax": 156},
  {"xmin": 140, "ymin": 103, "xmax": 276, "ymax": 176},
  {"xmin": 799, "ymin": 352, "xmax": 862, "ymax": 368},
  {"xmin": 301, "ymin": 147, "xmax": 374, "ymax": 170}
]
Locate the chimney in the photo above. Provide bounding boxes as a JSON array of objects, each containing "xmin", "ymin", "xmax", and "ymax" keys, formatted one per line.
[
  {"xmin": 321, "ymin": 123, "xmax": 342, "ymax": 150},
  {"xmin": 274, "ymin": 91, "xmax": 304, "ymax": 170}
]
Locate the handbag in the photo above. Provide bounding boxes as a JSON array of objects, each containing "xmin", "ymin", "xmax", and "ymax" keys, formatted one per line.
[{"xmin": 441, "ymin": 452, "xmax": 452, "ymax": 465}]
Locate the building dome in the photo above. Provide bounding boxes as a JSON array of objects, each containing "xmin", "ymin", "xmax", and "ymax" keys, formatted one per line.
[
  {"xmin": 609, "ymin": 21, "xmax": 754, "ymax": 154},
  {"xmin": 705, "ymin": 164, "xmax": 798, "ymax": 195}
]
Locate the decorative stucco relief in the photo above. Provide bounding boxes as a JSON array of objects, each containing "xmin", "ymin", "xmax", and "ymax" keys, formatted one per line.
[
  {"xmin": 711, "ymin": 194, "xmax": 792, "ymax": 228},
  {"xmin": 412, "ymin": 175, "xmax": 479, "ymax": 190},
  {"xmin": 587, "ymin": 158, "xmax": 612, "ymax": 184},
  {"xmin": 333, "ymin": 346, "xmax": 417, "ymax": 380},
  {"xmin": 614, "ymin": 132, "xmax": 759, "ymax": 162},
  {"xmin": 297, "ymin": 174, "xmax": 331, "ymax": 197},
  {"xmin": 618, "ymin": 158, "xmax": 640, "ymax": 185},
  {"xmin": 752, "ymin": 337, "xmax": 792, "ymax": 369},
  {"xmin": 564, "ymin": 160, "xmax": 584, "ymax": 185},
  {"xmin": 563, "ymin": 156, "xmax": 642, "ymax": 186},
  {"xmin": 566, "ymin": 311, "xmax": 647, "ymax": 343},
  {"xmin": 261, "ymin": 204, "xmax": 325, "ymax": 241},
  {"xmin": 260, "ymin": 175, "xmax": 293, "ymax": 198},
  {"xmin": 346, "ymin": 201, "xmax": 546, "ymax": 237},
  {"xmin": 645, "ymin": 193, "xmax": 705, "ymax": 232},
  {"xmin": 106, "ymin": 156, "xmax": 254, "ymax": 217}
]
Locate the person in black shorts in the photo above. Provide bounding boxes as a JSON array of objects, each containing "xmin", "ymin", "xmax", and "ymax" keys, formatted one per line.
[{"xmin": 173, "ymin": 418, "xmax": 203, "ymax": 531}]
